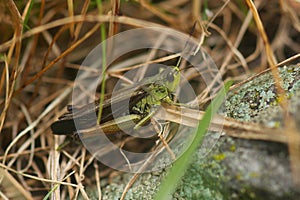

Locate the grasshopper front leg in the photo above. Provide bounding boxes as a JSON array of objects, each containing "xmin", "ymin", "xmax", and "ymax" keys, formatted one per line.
[
  {"xmin": 133, "ymin": 109, "xmax": 157, "ymax": 130},
  {"xmin": 133, "ymin": 93, "xmax": 174, "ymax": 130}
]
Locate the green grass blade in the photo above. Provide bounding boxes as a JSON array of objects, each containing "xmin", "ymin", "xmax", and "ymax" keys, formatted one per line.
[
  {"xmin": 96, "ymin": 0, "xmax": 107, "ymax": 124},
  {"xmin": 154, "ymin": 80, "xmax": 233, "ymax": 200},
  {"xmin": 22, "ymin": 0, "xmax": 35, "ymax": 31}
]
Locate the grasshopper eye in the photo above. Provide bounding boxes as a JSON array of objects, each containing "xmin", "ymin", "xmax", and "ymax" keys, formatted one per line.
[{"xmin": 166, "ymin": 71, "xmax": 174, "ymax": 82}]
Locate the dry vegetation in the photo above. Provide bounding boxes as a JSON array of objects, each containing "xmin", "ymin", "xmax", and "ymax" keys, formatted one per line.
[{"xmin": 0, "ymin": 0, "xmax": 300, "ymax": 199}]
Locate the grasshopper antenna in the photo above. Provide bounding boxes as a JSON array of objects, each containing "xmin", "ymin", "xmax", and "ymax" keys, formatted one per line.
[{"xmin": 176, "ymin": 22, "xmax": 197, "ymax": 68}]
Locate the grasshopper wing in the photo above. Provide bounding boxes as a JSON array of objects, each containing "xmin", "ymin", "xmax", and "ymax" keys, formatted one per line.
[{"xmin": 51, "ymin": 84, "xmax": 149, "ymax": 135}]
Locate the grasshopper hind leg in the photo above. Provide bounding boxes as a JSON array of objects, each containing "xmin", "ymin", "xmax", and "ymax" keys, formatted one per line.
[{"xmin": 51, "ymin": 119, "xmax": 76, "ymax": 135}]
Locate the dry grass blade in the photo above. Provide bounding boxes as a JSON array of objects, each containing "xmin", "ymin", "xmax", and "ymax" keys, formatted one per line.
[
  {"xmin": 280, "ymin": 0, "xmax": 300, "ymax": 32},
  {"xmin": 139, "ymin": 0, "xmax": 176, "ymax": 25},
  {"xmin": 0, "ymin": 0, "xmax": 22, "ymax": 134},
  {"xmin": 0, "ymin": 162, "xmax": 78, "ymax": 188},
  {"xmin": 0, "ymin": 169, "xmax": 32, "ymax": 199},
  {"xmin": 2, "ymin": 87, "xmax": 71, "ymax": 164},
  {"xmin": 0, "ymin": 15, "xmax": 166, "ymax": 52},
  {"xmin": 93, "ymin": 161, "xmax": 102, "ymax": 200},
  {"xmin": 15, "ymin": 24, "xmax": 100, "ymax": 94},
  {"xmin": 108, "ymin": 0, "xmax": 121, "ymax": 38}
]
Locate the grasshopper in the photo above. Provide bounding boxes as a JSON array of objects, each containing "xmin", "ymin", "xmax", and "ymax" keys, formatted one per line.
[{"xmin": 50, "ymin": 65, "xmax": 181, "ymax": 135}]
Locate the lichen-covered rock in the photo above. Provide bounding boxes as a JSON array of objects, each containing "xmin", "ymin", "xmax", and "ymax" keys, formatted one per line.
[{"xmin": 85, "ymin": 65, "xmax": 300, "ymax": 200}]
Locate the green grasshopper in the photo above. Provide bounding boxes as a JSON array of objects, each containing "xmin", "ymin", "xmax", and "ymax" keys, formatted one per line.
[{"xmin": 50, "ymin": 65, "xmax": 181, "ymax": 135}]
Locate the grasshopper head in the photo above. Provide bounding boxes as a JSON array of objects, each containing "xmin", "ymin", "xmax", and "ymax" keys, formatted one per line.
[{"xmin": 162, "ymin": 66, "xmax": 180, "ymax": 92}]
